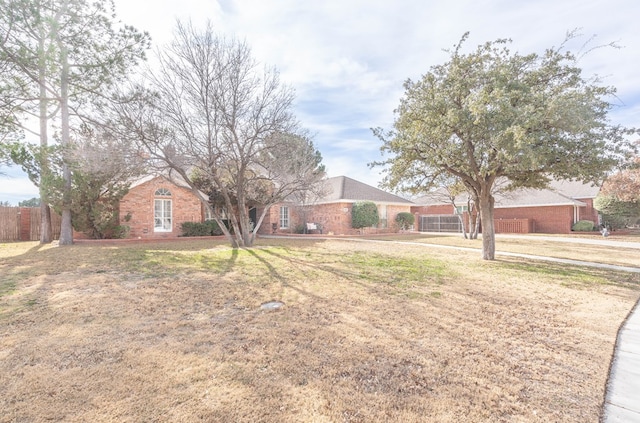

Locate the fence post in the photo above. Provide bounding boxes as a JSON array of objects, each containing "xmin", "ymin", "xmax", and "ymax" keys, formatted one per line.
[{"xmin": 20, "ymin": 208, "xmax": 31, "ymax": 241}]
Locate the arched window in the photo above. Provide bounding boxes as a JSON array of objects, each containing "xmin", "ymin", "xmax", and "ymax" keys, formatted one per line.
[{"xmin": 154, "ymin": 188, "xmax": 172, "ymax": 231}]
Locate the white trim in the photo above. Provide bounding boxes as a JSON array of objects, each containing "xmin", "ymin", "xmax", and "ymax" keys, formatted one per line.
[
  {"xmin": 310, "ymin": 199, "xmax": 413, "ymax": 206},
  {"xmin": 279, "ymin": 206, "xmax": 289, "ymax": 229},
  {"xmin": 495, "ymin": 201, "xmax": 587, "ymax": 209},
  {"xmin": 154, "ymin": 198, "xmax": 172, "ymax": 232}
]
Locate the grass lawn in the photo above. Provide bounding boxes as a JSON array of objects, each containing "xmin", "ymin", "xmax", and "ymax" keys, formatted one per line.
[{"xmin": 1, "ymin": 237, "xmax": 639, "ymax": 422}]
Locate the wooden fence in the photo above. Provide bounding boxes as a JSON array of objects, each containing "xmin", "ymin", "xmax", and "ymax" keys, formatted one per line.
[{"xmin": 0, "ymin": 207, "xmax": 62, "ymax": 241}]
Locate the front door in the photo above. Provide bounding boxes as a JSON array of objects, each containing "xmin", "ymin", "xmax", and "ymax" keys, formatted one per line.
[{"xmin": 249, "ymin": 207, "xmax": 257, "ymax": 228}]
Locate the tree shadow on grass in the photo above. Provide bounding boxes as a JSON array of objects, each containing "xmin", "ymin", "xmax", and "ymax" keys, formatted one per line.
[{"xmin": 242, "ymin": 248, "xmax": 326, "ymax": 303}]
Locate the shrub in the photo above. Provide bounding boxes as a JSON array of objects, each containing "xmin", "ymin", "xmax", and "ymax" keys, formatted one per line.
[
  {"xmin": 352, "ymin": 201, "xmax": 379, "ymax": 229},
  {"xmin": 181, "ymin": 220, "xmax": 224, "ymax": 237},
  {"xmin": 110, "ymin": 225, "xmax": 131, "ymax": 239},
  {"xmin": 594, "ymin": 194, "xmax": 640, "ymax": 229},
  {"xmin": 395, "ymin": 212, "xmax": 415, "ymax": 230},
  {"xmin": 572, "ymin": 220, "xmax": 595, "ymax": 232}
]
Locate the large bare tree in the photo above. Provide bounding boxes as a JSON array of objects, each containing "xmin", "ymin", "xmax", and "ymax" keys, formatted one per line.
[{"xmin": 109, "ymin": 21, "xmax": 325, "ymax": 247}]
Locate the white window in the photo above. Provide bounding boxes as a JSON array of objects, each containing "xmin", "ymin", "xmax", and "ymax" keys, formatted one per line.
[
  {"xmin": 154, "ymin": 188, "xmax": 172, "ymax": 232},
  {"xmin": 378, "ymin": 204, "xmax": 387, "ymax": 228},
  {"xmin": 205, "ymin": 206, "xmax": 228, "ymax": 221},
  {"xmin": 280, "ymin": 206, "xmax": 289, "ymax": 229}
]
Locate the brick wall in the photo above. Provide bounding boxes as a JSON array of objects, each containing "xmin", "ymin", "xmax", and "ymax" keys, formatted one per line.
[
  {"xmin": 411, "ymin": 204, "xmax": 455, "ymax": 215},
  {"xmin": 385, "ymin": 205, "xmax": 414, "ymax": 230},
  {"xmin": 257, "ymin": 202, "xmax": 352, "ymax": 235},
  {"xmin": 412, "ymin": 202, "xmax": 596, "ymax": 234},
  {"xmin": 494, "ymin": 218, "xmax": 534, "ymax": 233},
  {"xmin": 258, "ymin": 202, "xmax": 413, "ymax": 235},
  {"xmin": 577, "ymin": 198, "xmax": 599, "ymax": 224},
  {"xmin": 493, "ymin": 205, "xmax": 575, "ymax": 233},
  {"xmin": 119, "ymin": 177, "xmax": 204, "ymax": 239}
]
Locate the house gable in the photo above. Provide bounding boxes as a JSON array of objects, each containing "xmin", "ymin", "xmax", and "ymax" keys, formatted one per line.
[
  {"xmin": 411, "ymin": 179, "xmax": 601, "ymax": 234},
  {"xmin": 119, "ymin": 176, "xmax": 205, "ymax": 238},
  {"xmin": 318, "ymin": 176, "xmax": 414, "ymax": 205},
  {"xmin": 259, "ymin": 176, "xmax": 414, "ymax": 235}
]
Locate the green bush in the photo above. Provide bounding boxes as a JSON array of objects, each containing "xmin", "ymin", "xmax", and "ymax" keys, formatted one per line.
[
  {"xmin": 571, "ymin": 220, "xmax": 595, "ymax": 232},
  {"xmin": 181, "ymin": 220, "xmax": 224, "ymax": 237},
  {"xmin": 395, "ymin": 212, "xmax": 415, "ymax": 230},
  {"xmin": 352, "ymin": 201, "xmax": 379, "ymax": 229},
  {"xmin": 109, "ymin": 225, "xmax": 130, "ymax": 239},
  {"xmin": 594, "ymin": 195, "xmax": 640, "ymax": 229}
]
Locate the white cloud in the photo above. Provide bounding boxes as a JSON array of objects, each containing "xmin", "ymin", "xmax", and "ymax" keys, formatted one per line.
[{"xmin": 3, "ymin": 0, "xmax": 637, "ymax": 201}]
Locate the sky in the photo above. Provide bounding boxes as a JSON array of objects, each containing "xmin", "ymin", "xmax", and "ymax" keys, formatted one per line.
[{"xmin": 1, "ymin": 0, "xmax": 639, "ymax": 205}]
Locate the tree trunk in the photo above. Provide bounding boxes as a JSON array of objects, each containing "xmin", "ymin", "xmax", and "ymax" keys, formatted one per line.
[
  {"xmin": 40, "ymin": 202, "xmax": 52, "ymax": 243},
  {"xmin": 472, "ymin": 211, "xmax": 480, "ymax": 239},
  {"xmin": 58, "ymin": 44, "xmax": 73, "ymax": 245},
  {"xmin": 458, "ymin": 213, "xmax": 467, "ymax": 239},
  {"xmin": 38, "ymin": 31, "xmax": 52, "ymax": 244},
  {"xmin": 478, "ymin": 190, "xmax": 495, "ymax": 260}
]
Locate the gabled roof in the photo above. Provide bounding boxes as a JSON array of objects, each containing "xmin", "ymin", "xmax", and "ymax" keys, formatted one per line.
[
  {"xmin": 413, "ymin": 187, "xmax": 457, "ymax": 206},
  {"xmin": 547, "ymin": 179, "xmax": 600, "ymax": 199},
  {"xmin": 494, "ymin": 188, "xmax": 586, "ymax": 208},
  {"xmin": 129, "ymin": 172, "xmax": 209, "ymax": 201},
  {"xmin": 317, "ymin": 176, "xmax": 414, "ymax": 205},
  {"xmin": 413, "ymin": 179, "xmax": 599, "ymax": 208}
]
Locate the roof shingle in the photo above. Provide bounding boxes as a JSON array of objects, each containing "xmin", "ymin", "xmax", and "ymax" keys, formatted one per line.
[{"xmin": 319, "ymin": 176, "xmax": 413, "ymax": 204}]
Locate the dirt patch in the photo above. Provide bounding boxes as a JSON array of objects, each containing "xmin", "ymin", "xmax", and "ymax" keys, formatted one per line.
[{"xmin": 1, "ymin": 238, "xmax": 638, "ymax": 422}]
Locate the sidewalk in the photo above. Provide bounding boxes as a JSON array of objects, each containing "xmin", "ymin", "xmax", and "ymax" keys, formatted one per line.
[{"xmin": 603, "ymin": 300, "xmax": 640, "ymax": 422}]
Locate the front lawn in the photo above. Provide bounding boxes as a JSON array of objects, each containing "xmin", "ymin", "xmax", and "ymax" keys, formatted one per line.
[{"xmin": 1, "ymin": 238, "xmax": 638, "ymax": 422}]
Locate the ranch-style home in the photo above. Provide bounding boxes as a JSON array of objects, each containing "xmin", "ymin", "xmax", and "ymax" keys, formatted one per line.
[
  {"xmin": 117, "ymin": 174, "xmax": 414, "ymax": 239},
  {"xmin": 113, "ymin": 174, "xmax": 600, "ymax": 239},
  {"xmin": 257, "ymin": 176, "xmax": 415, "ymax": 236},
  {"xmin": 411, "ymin": 179, "xmax": 600, "ymax": 234}
]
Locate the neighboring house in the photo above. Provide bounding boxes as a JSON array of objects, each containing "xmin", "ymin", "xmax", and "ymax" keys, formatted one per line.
[
  {"xmin": 258, "ymin": 176, "xmax": 414, "ymax": 235},
  {"xmin": 412, "ymin": 179, "xmax": 600, "ymax": 234},
  {"xmin": 118, "ymin": 175, "xmax": 208, "ymax": 239}
]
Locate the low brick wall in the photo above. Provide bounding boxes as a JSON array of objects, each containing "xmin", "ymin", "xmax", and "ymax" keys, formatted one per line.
[{"xmin": 494, "ymin": 218, "xmax": 534, "ymax": 234}]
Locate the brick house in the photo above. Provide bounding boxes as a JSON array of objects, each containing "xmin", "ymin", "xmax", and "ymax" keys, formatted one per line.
[
  {"xmin": 412, "ymin": 179, "xmax": 600, "ymax": 234},
  {"xmin": 258, "ymin": 176, "xmax": 414, "ymax": 235},
  {"xmin": 118, "ymin": 175, "xmax": 208, "ymax": 239},
  {"xmin": 116, "ymin": 174, "xmax": 413, "ymax": 239}
]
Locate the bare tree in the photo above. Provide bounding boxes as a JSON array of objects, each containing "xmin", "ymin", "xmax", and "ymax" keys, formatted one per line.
[{"xmin": 108, "ymin": 21, "xmax": 324, "ymax": 247}]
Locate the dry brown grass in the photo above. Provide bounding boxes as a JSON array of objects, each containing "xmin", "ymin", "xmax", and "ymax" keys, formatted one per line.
[
  {"xmin": 376, "ymin": 233, "xmax": 640, "ymax": 268},
  {"xmin": 1, "ymin": 237, "xmax": 639, "ymax": 422}
]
